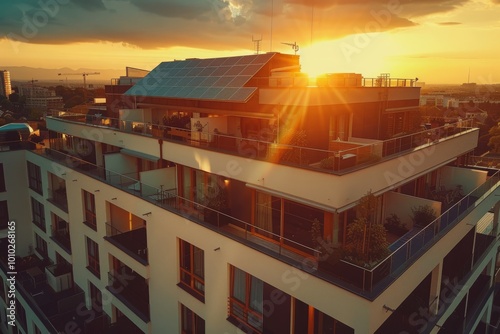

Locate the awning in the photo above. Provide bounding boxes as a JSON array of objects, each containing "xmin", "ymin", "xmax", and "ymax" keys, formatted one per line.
[{"xmin": 121, "ymin": 148, "xmax": 159, "ymax": 162}]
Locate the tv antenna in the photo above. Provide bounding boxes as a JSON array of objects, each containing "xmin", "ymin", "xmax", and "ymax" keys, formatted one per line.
[
  {"xmin": 282, "ymin": 42, "xmax": 299, "ymax": 55},
  {"xmin": 252, "ymin": 35, "xmax": 263, "ymax": 55}
]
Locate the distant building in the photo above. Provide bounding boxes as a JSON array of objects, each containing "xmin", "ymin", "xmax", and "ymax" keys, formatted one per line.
[
  {"xmin": 0, "ymin": 70, "xmax": 12, "ymax": 97},
  {"xmin": 19, "ymin": 84, "xmax": 64, "ymax": 111},
  {"xmin": 420, "ymin": 94, "xmax": 460, "ymax": 108}
]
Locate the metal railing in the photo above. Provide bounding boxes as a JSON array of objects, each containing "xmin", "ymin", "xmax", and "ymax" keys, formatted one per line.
[
  {"xmin": 47, "ymin": 112, "xmax": 476, "ymax": 174},
  {"xmin": 33, "ymin": 148, "xmax": 500, "ymax": 298}
]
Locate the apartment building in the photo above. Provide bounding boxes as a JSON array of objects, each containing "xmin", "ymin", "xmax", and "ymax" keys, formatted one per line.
[{"xmin": 1, "ymin": 52, "xmax": 500, "ymax": 334}]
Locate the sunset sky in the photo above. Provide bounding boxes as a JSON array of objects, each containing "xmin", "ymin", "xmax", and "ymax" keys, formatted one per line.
[{"xmin": 1, "ymin": 0, "xmax": 499, "ymax": 84}]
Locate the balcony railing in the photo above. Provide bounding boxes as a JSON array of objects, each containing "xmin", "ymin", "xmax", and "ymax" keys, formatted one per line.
[
  {"xmin": 104, "ymin": 223, "xmax": 148, "ymax": 264},
  {"xmin": 33, "ymin": 148, "xmax": 500, "ymax": 299},
  {"xmin": 47, "ymin": 187, "xmax": 68, "ymax": 212},
  {"xmin": 107, "ymin": 269, "xmax": 150, "ymax": 322},
  {"xmin": 51, "ymin": 227, "xmax": 71, "ymax": 254},
  {"xmin": 345, "ymin": 170, "xmax": 500, "ymax": 296},
  {"xmin": 47, "ymin": 112, "xmax": 476, "ymax": 174}
]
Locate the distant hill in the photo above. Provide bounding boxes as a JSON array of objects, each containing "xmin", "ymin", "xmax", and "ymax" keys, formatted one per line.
[{"xmin": 2, "ymin": 66, "xmax": 126, "ymax": 86}]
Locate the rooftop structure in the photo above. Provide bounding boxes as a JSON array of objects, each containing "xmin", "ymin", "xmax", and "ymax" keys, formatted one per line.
[{"xmin": 1, "ymin": 52, "xmax": 500, "ymax": 334}]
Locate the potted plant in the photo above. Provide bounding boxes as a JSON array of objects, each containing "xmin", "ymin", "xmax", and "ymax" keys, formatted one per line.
[
  {"xmin": 384, "ymin": 213, "xmax": 408, "ymax": 236},
  {"xmin": 343, "ymin": 191, "xmax": 389, "ymax": 267},
  {"xmin": 410, "ymin": 205, "xmax": 437, "ymax": 228}
]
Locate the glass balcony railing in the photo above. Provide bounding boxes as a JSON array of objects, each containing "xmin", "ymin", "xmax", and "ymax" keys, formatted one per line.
[
  {"xmin": 46, "ymin": 112, "xmax": 476, "ymax": 174},
  {"xmin": 107, "ymin": 269, "xmax": 150, "ymax": 322},
  {"xmin": 104, "ymin": 223, "xmax": 148, "ymax": 265},
  {"xmin": 32, "ymin": 148, "xmax": 500, "ymax": 299}
]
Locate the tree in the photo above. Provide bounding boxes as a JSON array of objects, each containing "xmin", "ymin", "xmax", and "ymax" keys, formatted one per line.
[
  {"xmin": 488, "ymin": 123, "xmax": 500, "ymax": 153},
  {"xmin": 344, "ymin": 191, "xmax": 388, "ymax": 266}
]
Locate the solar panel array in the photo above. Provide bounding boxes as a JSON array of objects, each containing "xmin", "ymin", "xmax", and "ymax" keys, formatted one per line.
[{"xmin": 125, "ymin": 53, "xmax": 275, "ymax": 102}]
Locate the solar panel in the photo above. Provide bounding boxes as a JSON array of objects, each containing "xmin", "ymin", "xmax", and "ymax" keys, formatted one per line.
[{"xmin": 125, "ymin": 53, "xmax": 276, "ymax": 102}]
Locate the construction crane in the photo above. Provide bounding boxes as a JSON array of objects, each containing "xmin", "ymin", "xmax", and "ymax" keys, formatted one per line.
[
  {"xmin": 282, "ymin": 42, "xmax": 299, "ymax": 55},
  {"xmin": 57, "ymin": 72, "xmax": 100, "ymax": 89}
]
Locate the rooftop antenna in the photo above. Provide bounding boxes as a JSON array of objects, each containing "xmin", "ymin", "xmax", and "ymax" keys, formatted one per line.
[
  {"xmin": 252, "ymin": 35, "xmax": 263, "ymax": 55},
  {"xmin": 270, "ymin": 0, "xmax": 274, "ymax": 51},
  {"xmin": 282, "ymin": 42, "xmax": 299, "ymax": 55},
  {"xmin": 310, "ymin": 4, "xmax": 314, "ymax": 45}
]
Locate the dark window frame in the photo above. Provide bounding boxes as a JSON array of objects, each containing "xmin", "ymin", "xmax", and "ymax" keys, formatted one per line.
[
  {"xmin": 27, "ymin": 161, "xmax": 43, "ymax": 194},
  {"xmin": 178, "ymin": 239, "xmax": 205, "ymax": 302},
  {"xmin": 86, "ymin": 237, "xmax": 100, "ymax": 278}
]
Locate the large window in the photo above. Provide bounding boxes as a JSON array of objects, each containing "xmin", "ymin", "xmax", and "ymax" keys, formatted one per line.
[
  {"xmin": 254, "ymin": 192, "xmax": 325, "ymax": 255},
  {"xmin": 180, "ymin": 304, "xmax": 205, "ymax": 334},
  {"xmin": 0, "ymin": 163, "xmax": 5, "ymax": 192},
  {"xmin": 86, "ymin": 237, "xmax": 100, "ymax": 278},
  {"xmin": 31, "ymin": 197, "xmax": 46, "ymax": 231},
  {"xmin": 27, "ymin": 161, "xmax": 42, "ymax": 194},
  {"xmin": 0, "ymin": 201, "xmax": 8, "ymax": 229},
  {"xmin": 179, "ymin": 239, "xmax": 205, "ymax": 301},
  {"xmin": 229, "ymin": 266, "xmax": 264, "ymax": 333},
  {"xmin": 89, "ymin": 281, "xmax": 102, "ymax": 311},
  {"xmin": 83, "ymin": 190, "xmax": 97, "ymax": 230},
  {"xmin": 35, "ymin": 233, "xmax": 47, "ymax": 258}
]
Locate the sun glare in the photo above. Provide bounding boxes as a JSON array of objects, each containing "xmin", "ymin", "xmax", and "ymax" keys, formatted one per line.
[{"xmin": 300, "ymin": 35, "xmax": 393, "ymax": 81}]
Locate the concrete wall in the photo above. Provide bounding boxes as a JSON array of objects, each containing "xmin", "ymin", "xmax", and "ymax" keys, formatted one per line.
[
  {"xmin": 0, "ymin": 150, "xmax": 32, "ymax": 256},
  {"xmin": 384, "ymin": 191, "xmax": 442, "ymax": 229}
]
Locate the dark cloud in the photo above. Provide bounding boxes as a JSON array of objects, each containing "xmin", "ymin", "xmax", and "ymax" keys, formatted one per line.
[
  {"xmin": 130, "ymin": 0, "xmax": 213, "ymax": 20},
  {"xmin": 438, "ymin": 21, "xmax": 462, "ymax": 25},
  {"xmin": 0, "ymin": 0, "xmax": 476, "ymax": 52},
  {"xmin": 71, "ymin": 0, "xmax": 107, "ymax": 12}
]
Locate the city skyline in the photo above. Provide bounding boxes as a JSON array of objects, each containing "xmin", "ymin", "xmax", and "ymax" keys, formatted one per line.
[{"xmin": 0, "ymin": 0, "xmax": 499, "ymax": 84}]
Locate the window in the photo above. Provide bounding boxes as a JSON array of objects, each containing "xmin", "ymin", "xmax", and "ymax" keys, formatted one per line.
[
  {"xmin": 0, "ymin": 163, "xmax": 5, "ymax": 192},
  {"xmin": 86, "ymin": 237, "xmax": 100, "ymax": 277},
  {"xmin": 31, "ymin": 197, "xmax": 46, "ymax": 231},
  {"xmin": 181, "ymin": 304, "xmax": 205, "ymax": 334},
  {"xmin": 229, "ymin": 266, "xmax": 264, "ymax": 333},
  {"xmin": 89, "ymin": 281, "xmax": 102, "ymax": 311},
  {"xmin": 83, "ymin": 190, "xmax": 97, "ymax": 230},
  {"xmin": 35, "ymin": 233, "xmax": 47, "ymax": 258},
  {"xmin": 27, "ymin": 161, "xmax": 43, "ymax": 194},
  {"xmin": 179, "ymin": 239, "xmax": 205, "ymax": 301},
  {"xmin": 0, "ymin": 201, "xmax": 8, "ymax": 230}
]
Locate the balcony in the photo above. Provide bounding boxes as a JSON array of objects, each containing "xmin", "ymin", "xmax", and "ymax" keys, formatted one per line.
[
  {"xmin": 0, "ymin": 250, "xmax": 85, "ymax": 333},
  {"xmin": 47, "ymin": 187, "xmax": 68, "ymax": 212},
  {"xmin": 104, "ymin": 224, "xmax": 148, "ymax": 265},
  {"xmin": 51, "ymin": 227, "xmax": 71, "ymax": 254},
  {"xmin": 46, "ymin": 112, "xmax": 477, "ymax": 175},
  {"xmin": 32, "ymin": 148, "xmax": 500, "ymax": 299},
  {"xmin": 106, "ymin": 267, "xmax": 150, "ymax": 322},
  {"xmin": 45, "ymin": 263, "xmax": 73, "ymax": 293}
]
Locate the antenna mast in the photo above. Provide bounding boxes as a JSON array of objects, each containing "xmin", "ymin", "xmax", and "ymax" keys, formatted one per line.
[
  {"xmin": 281, "ymin": 42, "xmax": 299, "ymax": 55},
  {"xmin": 252, "ymin": 35, "xmax": 263, "ymax": 55}
]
